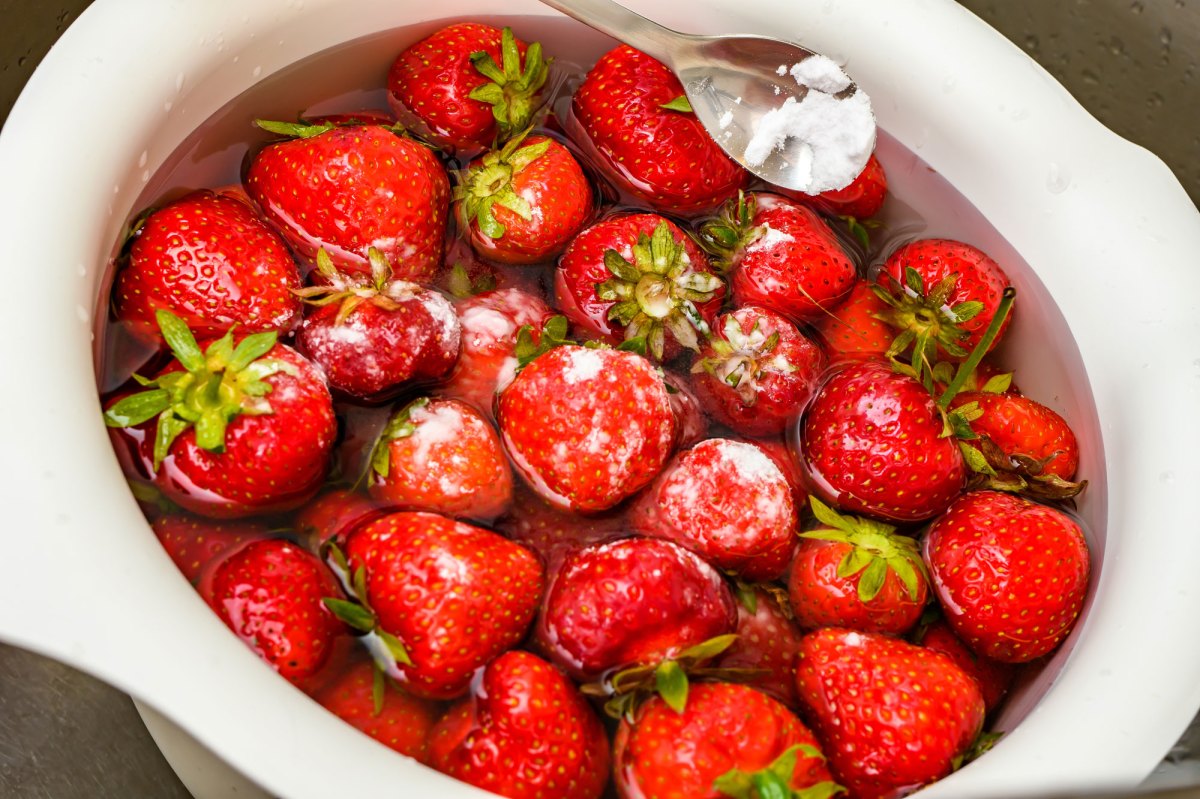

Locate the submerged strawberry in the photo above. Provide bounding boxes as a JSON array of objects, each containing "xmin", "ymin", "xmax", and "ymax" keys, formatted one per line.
[
  {"xmin": 292, "ymin": 488, "xmax": 385, "ymax": 550},
  {"xmin": 153, "ymin": 513, "xmax": 270, "ymax": 583},
  {"xmin": 916, "ymin": 618, "xmax": 1015, "ymax": 713},
  {"xmin": 104, "ymin": 311, "xmax": 336, "ymax": 518},
  {"xmin": 388, "ymin": 24, "xmax": 548, "ymax": 154},
  {"xmin": 492, "ymin": 485, "xmax": 627, "ymax": 572},
  {"xmin": 783, "ymin": 151, "xmax": 888, "ymax": 220},
  {"xmin": 430, "ymin": 650, "xmax": 611, "ymax": 799},
  {"xmin": 245, "ymin": 120, "xmax": 448, "ymax": 281},
  {"xmin": 814, "ymin": 278, "xmax": 893, "ymax": 362},
  {"xmin": 571, "ymin": 45, "xmax": 746, "ymax": 215},
  {"xmin": 115, "ymin": 189, "xmax": 302, "ymax": 342},
  {"xmin": 715, "ymin": 586, "xmax": 807, "ymax": 711}
]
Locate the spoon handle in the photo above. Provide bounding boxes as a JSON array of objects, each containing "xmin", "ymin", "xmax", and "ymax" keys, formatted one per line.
[{"xmin": 536, "ymin": 0, "xmax": 681, "ymax": 66}]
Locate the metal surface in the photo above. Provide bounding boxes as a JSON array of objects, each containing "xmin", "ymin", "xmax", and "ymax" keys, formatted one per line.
[{"xmin": 0, "ymin": 0, "xmax": 1196, "ymax": 797}]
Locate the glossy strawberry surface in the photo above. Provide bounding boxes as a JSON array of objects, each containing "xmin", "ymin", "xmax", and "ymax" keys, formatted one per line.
[
  {"xmin": 153, "ymin": 513, "xmax": 270, "ymax": 583},
  {"xmin": 917, "ymin": 618, "xmax": 1015, "ymax": 713},
  {"xmin": 951, "ymin": 390, "xmax": 1080, "ymax": 479},
  {"xmin": 715, "ymin": 587, "xmax": 806, "ymax": 711}
]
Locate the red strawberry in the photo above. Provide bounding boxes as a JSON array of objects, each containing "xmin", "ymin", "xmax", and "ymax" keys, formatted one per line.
[
  {"xmin": 430, "ymin": 650, "xmax": 610, "ymax": 799},
  {"xmin": 795, "ymin": 628, "xmax": 985, "ymax": 799},
  {"xmin": 115, "ymin": 189, "xmax": 302, "ymax": 343},
  {"xmin": 923, "ymin": 490, "xmax": 1091, "ymax": 663},
  {"xmin": 292, "ymin": 488, "xmax": 386, "ymax": 550},
  {"xmin": 315, "ymin": 654, "xmax": 438, "ymax": 763},
  {"xmin": 744, "ymin": 437, "xmax": 809, "ymax": 510},
  {"xmin": 493, "ymin": 484, "xmax": 627, "ymax": 572},
  {"xmin": 788, "ymin": 497, "xmax": 929, "ymax": 636},
  {"xmin": 715, "ymin": 586, "xmax": 806, "ymax": 711},
  {"xmin": 916, "ymin": 618, "xmax": 1015, "ymax": 713},
  {"xmin": 698, "ymin": 192, "xmax": 857, "ymax": 321},
  {"xmin": 367, "ymin": 397, "xmax": 514, "ymax": 521},
  {"xmin": 783, "ymin": 151, "xmax": 888, "ymax": 220},
  {"xmin": 875, "ymin": 238, "xmax": 1013, "ymax": 364},
  {"xmin": 153, "ymin": 513, "xmax": 269, "ymax": 583},
  {"xmin": 245, "ymin": 120, "xmax": 448, "ymax": 282},
  {"xmin": 387, "ymin": 24, "xmax": 548, "ymax": 155},
  {"xmin": 497, "ymin": 343, "xmax": 676, "ymax": 513},
  {"xmin": 456, "ymin": 133, "xmax": 593, "ymax": 264},
  {"xmin": 555, "ymin": 214, "xmax": 724, "ymax": 361},
  {"xmin": 436, "ymin": 286, "xmax": 552, "ymax": 416},
  {"xmin": 570, "ymin": 45, "xmax": 747, "ymax": 215},
  {"xmin": 293, "ymin": 249, "xmax": 461, "ymax": 402},
  {"xmin": 813, "ymin": 278, "xmax": 893, "ymax": 362},
  {"xmin": 950, "ymin": 390, "xmax": 1084, "ymax": 499},
  {"xmin": 535, "ymin": 537, "xmax": 736, "ymax": 683},
  {"xmin": 662, "ymin": 371, "xmax": 709, "ymax": 449},
  {"xmin": 203, "ymin": 538, "xmax": 345, "ymax": 686},
  {"xmin": 690, "ymin": 304, "xmax": 825, "ymax": 437},
  {"xmin": 613, "ymin": 682, "xmax": 838, "ymax": 799},
  {"xmin": 630, "ymin": 438, "xmax": 798, "ymax": 582},
  {"xmin": 799, "ymin": 359, "xmax": 966, "ymax": 523},
  {"xmin": 338, "ymin": 511, "xmax": 543, "ymax": 699},
  {"xmin": 103, "ymin": 312, "xmax": 336, "ymax": 518}
]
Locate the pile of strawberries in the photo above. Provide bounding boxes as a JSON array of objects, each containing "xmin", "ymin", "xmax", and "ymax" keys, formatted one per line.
[{"xmin": 100, "ymin": 20, "xmax": 1093, "ymax": 799}]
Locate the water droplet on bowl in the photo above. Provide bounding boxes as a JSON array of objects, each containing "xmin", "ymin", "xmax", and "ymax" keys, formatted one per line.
[
  {"xmin": 137, "ymin": 150, "xmax": 148, "ymax": 168},
  {"xmin": 1046, "ymin": 163, "xmax": 1071, "ymax": 194},
  {"xmin": 76, "ymin": 305, "xmax": 90, "ymax": 323},
  {"xmin": 942, "ymin": 75, "xmax": 957, "ymax": 93},
  {"xmin": 175, "ymin": 73, "xmax": 185, "ymax": 92}
]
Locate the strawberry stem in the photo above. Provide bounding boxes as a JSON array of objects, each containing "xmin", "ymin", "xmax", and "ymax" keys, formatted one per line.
[{"xmin": 937, "ymin": 286, "xmax": 1016, "ymax": 411}]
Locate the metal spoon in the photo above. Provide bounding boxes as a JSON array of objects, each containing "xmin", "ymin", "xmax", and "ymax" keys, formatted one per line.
[{"xmin": 538, "ymin": 0, "xmax": 876, "ymax": 193}]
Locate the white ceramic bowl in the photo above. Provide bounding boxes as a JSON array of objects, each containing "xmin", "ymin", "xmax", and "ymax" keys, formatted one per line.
[{"xmin": 3, "ymin": 1, "xmax": 1200, "ymax": 797}]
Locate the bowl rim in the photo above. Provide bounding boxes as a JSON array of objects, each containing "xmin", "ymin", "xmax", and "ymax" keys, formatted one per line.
[{"xmin": 2, "ymin": 1, "xmax": 1200, "ymax": 797}]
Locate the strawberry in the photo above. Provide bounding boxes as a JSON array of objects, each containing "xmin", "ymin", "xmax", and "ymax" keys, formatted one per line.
[
  {"xmin": 788, "ymin": 497, "xmax": 929, "ymax": 636},
  {"xmin": 689, "ymin": 304, "xmax": 825, "ymax": 438},
  {"xmin": 203, "ymin": 538, "xmax": 345, "ymax": 686},
  {"xmin": 630, "ymin": 438, "xmax": 798, "ymax": 582},
  {"xmin": 555, "ymin": 214, "xmax": 724, "ymax": 361},
  {"xmin": 799, "ymin": 359, "xmax": 966, "ymax": 522},
  {"xmin": 430, "ymin": 650, "xmax": 610, "ymax": 799},
  {"xmin": 915, "ymin": 618, "xmax": 1015, "ymax": 713},
  {"xmin": 813, "ymin": 278, "xmax": 893, "ymax": 362},
  {"xmin": 783, "ymin": 152, "xmax": 888, "ymax": 220},
  {"xmin": 244, "ymin": 120, "xmax": 448, "ymax": 282},
  {"xmin": 115, "ymin": 189, "xmax": 302, "ymax": 343},
  {"xmin": 744, "ymin": 437, "xmax": 809, "ymax": 510},
  {"xmin": 923, "ymin": 490, "xmax": 1091, "ymax": 662},
  {"xmin": 103, "ymin": 311, "xmax": 336, "ymax": 518},
  {"xmin": 153, "ymin": 513, "xmax": 269, "ymax": 583},
  {"xmin": 715, "ymin": 586, "xmax": 807, "ymax": 711},
  {"xmin": 613, "ymin": 682, "xmax": 839, "ymax": 799},
  {"xmin": 387, "ymin": 24, "xmax": 548, "ymax": 155},
  {"xmin": 794, "ymin": 628, "xmax": 985, "ymax": 799},
  {"xmin": 570, "ymin": 45, "xmax": 747, "ymax": 215},
  {"xmin": 436, "ymin": 286, "xmax": 552, "ymax": 416},
  {"xmin": 367, "ymin": 396, "xmax": 514, "ymax": 520},
  {"xmin": 662, "ymin": 371, "xmax": 709, "ymax": 449},
  {"xmin": 697, "ymin": 193, "xmax": 857, "ymax": 322},
  {"xmin": 335, "ymin": 511, "xmax": 543, "ymax": 699},
  {"xmin": 455, "ymin": 132, "xmax": 593, "ymax": 264},
  {"xmin": 493, "ymin": 484, "xmax": 627, "ymax": 572},
  {"xmin": 950, "ymin": 390, "xmax": 1085, "ymax": 499},
  {"xmin": 874, "ymin": 238, "xmax": 1013, "ymax": 367},
  {"xmin": 497, "ymin": 342, "xmax": 676, "ymax": 512},
  {"xmin": 292, "ymin": 488, "xmax": 386, "ymax": 550},
  {"xmin": 534, "ymin": 537, "xmax": 736, "ymax": 683},
  {"xmin": 293, "ymin": 249, "xmax": 461, "ymax": 402}
]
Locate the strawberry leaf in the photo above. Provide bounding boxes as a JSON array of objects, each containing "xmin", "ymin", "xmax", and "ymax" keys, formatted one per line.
[
  {"xmin": 371, "ymin": 664, "xmax": 386, "ymax": 716},
  {"xmin": 323, "ymin": 597, "xmax": 376, "ymax": 633},
  {"xmin": 660, "ymin": 94, "xmax": 693, "ymax": 113},
  {"xmin": 378, "ymin": 630, "xmax": 414, "ymax": 667},
  {"xmin": 156, "ymin": 310, "xmax": 205, "ymax": 372},
  {"xmin": 654, "ymin": 659, "xmax": 688, "ymax": 713},
  {"xmin": 104, "ymin": 389, "xmax": 170, "ymax": 428},
  {"xmin": 856, "ymin": 557, "xmax": 888, "ymax": 603}
]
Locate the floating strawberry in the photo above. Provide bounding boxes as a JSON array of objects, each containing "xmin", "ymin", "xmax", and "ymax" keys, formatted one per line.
[
  {"xmin": 915, "ymin": 617, "xmax": 1015, "ymax": 713},
  {"xmin": 715, "ymin": 586, "xmax": 807, "ymax": 711},
  {"xmin": 436, "ymin": 286, "xmax": 552, "ymax": 416},
  {"xmin": 783, "ymin": 151, "xmax": 888, "ymax": 220},
  {"xmin": 799, "ymin": 358, "xmax": 967, "ymax": 523},
  {"xmin": 115, "ymin": 189, "xmax": 302, "ymax": 343},
  {"xmin": 571, "ymin": 45, "xmax": 746, "ymax": 215},
  {"xmin": 367, "ymin": 397, "xmax": 513, "ymax": 520},
  {"xmin": 924, "ymin": 490, "xmax": 1091, "ymax": 663},
  {"xmin": 630, "ymin": 438, "xmax": 798, "ymax": 582},
  {"xmin": 203, "ymin": 538, "xmax": 345, "ymax": 686},
  {"xmin": 535, "ymin": 537, "xmax": 736, "ymax": 684},
  {"xmin": 103, "ymin": 311, "xmax": 336, "ymax": 518},
  {"xmin": 492, "ymin": 485, "xmax": 627, "ymax": 572},
  {"xmin": 292, "ymin": 488, "xmax": 385, "ymax": 550},
  {"xmin": 315, "ymin": 654, "xmax": 438, "ymax": 763},
  {"xmin": 387, "ymin": 24, "xmax": 548, "ymax": 154},
  {"xmin": 613, "ymin": 682, "xmax": 840, "ymax": 799},
  {"xmin": 245, "ymin": 119, "xmax": 448, "ymax": 282},
  {"xmin": 455, "ymin": 132, "xmax": 592, "ymax": 264},
  {"xmin": 430, "ymin": 650, "xmax": 611, "ymax": 799},
  {"xmin": 334, "ymin": 511, "xmax": 543, "ymax": 699},
  {"xmin": 690, "ymin": 304, "xmax": 825, "ymax": 437},
  {"xmin": 293, "ymin": 249, "xmax": 461, "ymax": 402},
  {"xmin": 153, "ymin": 513, "xmax": 270, "ymax": 583},
  {"xmin": 788, "ymin": 497, "xmax": 930, "ymax": 635},
  {"xmin": 698, "ymin": 192, "xmax": 857, "ymax": 321},
  {"xmin": 555, "ymin": 214, "xmax": 723, "ymax": 360},
  {"xmin": 813, "ymin": 278, "xmax": 893, "ymax": 362},
  {"xmin": 795, "ymin": 628, "xmax": 985, "ymax": 799},
  {"xmin": 497, "ymin": 342, "xmax": 676, "ymax": 512}
]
